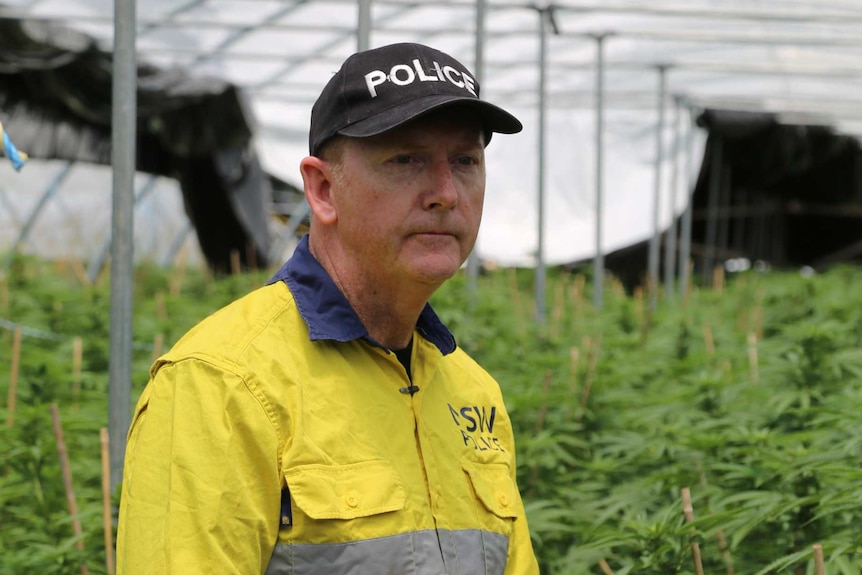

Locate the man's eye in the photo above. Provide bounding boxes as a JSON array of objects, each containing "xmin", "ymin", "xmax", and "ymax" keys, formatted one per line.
[
  {"xmin": 457, "ymin": 156, "xmax": 477, "ymax": 166},
  {"xmin": 393, "ymin": 154, "xmax": 413, "ymax": 164}
]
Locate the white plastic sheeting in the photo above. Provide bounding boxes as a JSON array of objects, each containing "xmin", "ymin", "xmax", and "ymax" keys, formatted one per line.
[
  {"xmin": 0, "ymin": 162, "xmax": 203, "ymax": 266},
  {"xmin": 1, "ymin": 0, "xmax": 860, "ymax": 267}
]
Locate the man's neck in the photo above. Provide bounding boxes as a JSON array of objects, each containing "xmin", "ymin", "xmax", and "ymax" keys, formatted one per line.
[
  {"xmin": 350, "ymin": 294, "xmax": 424, "ymax": 350},
  {"xmin": 310, "ymin": 237, "xmax": 435, "ymax": 350}
]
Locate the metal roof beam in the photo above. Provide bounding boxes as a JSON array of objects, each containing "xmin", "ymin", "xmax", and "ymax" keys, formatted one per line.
[
  {"xmin": 133, "ymin": 48, "xmax": 862, "ymax": 77},
  {"xmin": 7, "ymin": 9, "xmax": 862, "ymax": 45},
  {"xmin": 147, "ymin": 46, "xmax": 862, "ymax": 80},
  {"xmin": 551, "ymin": 2, "xmax": 862, "ymax": 25}
]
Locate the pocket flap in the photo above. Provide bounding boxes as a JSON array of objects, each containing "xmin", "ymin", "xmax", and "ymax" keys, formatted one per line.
[
  {"xmin": 461, "ymin": 460, "xmax": 519, "ymax": 519},
  {"xmin": 284, "ymin": 460, "xmax": 406, "ymax": 520}
]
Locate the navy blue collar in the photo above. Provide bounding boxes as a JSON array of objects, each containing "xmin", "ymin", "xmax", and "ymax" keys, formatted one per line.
[{"xmin": 268, "ymin": 235, "xmax": 456, "ymax": 355}]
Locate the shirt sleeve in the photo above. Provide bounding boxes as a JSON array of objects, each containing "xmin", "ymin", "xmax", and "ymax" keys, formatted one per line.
[{"xmin": 117, "ymin": 358, "xmax": 282, "ymax": 575}]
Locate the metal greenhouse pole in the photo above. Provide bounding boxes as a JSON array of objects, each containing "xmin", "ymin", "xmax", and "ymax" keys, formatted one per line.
[
  {"xmin": 679, "ymin": 101, "xmax": 695, "ymax": 301},
  {"xmin": 358, "ymin": 0, "xmax": 371, "ymax": 52},
  {"xmin": 109, "ymin": 0, "xmax": 137, "ymax": 491},
  {"xmin": 663, "ymin": 97, "xmax": 682, "ymax": 301},
  {"xmin": 703, "ymin": 136, "xmax": 723, "ymax": 285},
  {"xmin": 593, "ymin": 33, "xmax": 606, "ymax": 310},
  {"xmin": 648, "ymin": 64, "xmax": 667, "ymax": 311},
  {"xmin": 466, "ymin": 0, "xmax": 486, "ymax": 297},
  {"xmin": 534, "ymin": 5, "xmax": 556, "ymax": 325}
]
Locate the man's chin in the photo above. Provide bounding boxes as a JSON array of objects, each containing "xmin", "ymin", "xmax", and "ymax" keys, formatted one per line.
[{"xmin": 407, "ymin": 257, "xmax": 463, "ymax": 286}]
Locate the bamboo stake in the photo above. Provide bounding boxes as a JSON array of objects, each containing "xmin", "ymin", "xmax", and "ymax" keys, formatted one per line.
[
  {"xmin": 681, "ymin": 487, "xmax": 705, "ymax": 575},
  {"xmin": 747, "ymin": 331, "xmax": 759, "ymax": 384},
  {"xmin": 6, "ymin": 324, "xmax": 22, "ymax": 428},
  {"xmin": 598, "ymin": 558, "xmax": 615, "ymax": 575},
  {"xmin": 702, "ymin": 322, "xmax": 715, "ymax": 356},
  {"xmin": 50, "ymin": 404, "xmax": 90, "ymax": 575},
  {"xmin": 72, "ymin": 336, "xmax": 83, "ymax": 408},
  {"xmin": 713, "ymin": 264, "xmax": 725, "ymax": 293},
  {"xmin": 813, "ymin": 544, "xmax": 824, "ymax": 575},
  {"xmin": 152, "ymin": 333, "xmax": 164, "ymax": 362},
  {"xmin": 169, "ymin": 248, "xmax": 187, "ymax": 298},
  {"xmin": 100, "ymin": 428, "xmax": 115, "ymax": 574}
]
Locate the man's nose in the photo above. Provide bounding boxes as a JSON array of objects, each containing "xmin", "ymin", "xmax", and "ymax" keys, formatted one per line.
[{"xmin": 423, "ymin": 160, "xmax": 459, "ymax": 210}]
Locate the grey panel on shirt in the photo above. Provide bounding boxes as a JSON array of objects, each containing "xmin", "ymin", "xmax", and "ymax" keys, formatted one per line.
[{"xmin": 265, "ymin": 528, "xmax": 509, "ymax": 575}]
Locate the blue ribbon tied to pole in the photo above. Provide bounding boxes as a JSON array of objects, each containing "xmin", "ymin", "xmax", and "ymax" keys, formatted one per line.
[{"xmin": 0, "ymin": 121, "xmax": 29, "ymax": 171}]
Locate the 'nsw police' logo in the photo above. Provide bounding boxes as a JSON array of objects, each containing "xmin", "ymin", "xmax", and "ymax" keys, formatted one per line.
[{"xmin": 448, "ymin": 403, "xmax": 504, "ymax": 452}]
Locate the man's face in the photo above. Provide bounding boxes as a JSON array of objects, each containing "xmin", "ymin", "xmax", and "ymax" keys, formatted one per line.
[{"xmin": 328, "ymin": 109, "xmax": 486, "ymax": 289}]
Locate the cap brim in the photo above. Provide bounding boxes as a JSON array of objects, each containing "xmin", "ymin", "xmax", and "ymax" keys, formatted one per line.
[{"xmin": 337, "ymin": 95, "xmax": 522, "ymax": 140}]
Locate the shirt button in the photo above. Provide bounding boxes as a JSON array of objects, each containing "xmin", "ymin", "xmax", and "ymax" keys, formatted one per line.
[
  {"xmin": 346, "ymin": 492, "xmax": 359, "ymax": 508},
  {"xmin": 498, "ymin": 493, "xmax": 510, "ymax": 507}
]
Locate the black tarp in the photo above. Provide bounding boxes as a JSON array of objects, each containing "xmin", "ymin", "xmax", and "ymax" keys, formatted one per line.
[
  {"xmin": 0, "ymin": 15, "xmax": 275, "ymax": 272},
  {"xmin": 600, "ymin": 108, "xmax": 862, "ymax": 290},
  {"xmin": 692, "ymin": 109, "xmax": 862, "ymax": 270}
]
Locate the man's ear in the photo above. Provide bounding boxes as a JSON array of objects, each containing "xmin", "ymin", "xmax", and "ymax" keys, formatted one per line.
[{"xmin": 300, "ymin": 156, "xmax": 337, "ymax": 225}]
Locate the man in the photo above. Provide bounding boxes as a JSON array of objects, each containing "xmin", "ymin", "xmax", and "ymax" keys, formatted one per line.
[{"xmin": 117, "ymin": 42, "xmax": 539, "ymax": 575}]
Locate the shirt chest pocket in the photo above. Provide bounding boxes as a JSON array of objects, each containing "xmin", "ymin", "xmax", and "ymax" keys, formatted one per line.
[
  {"xmin": 461, "ymin": 459, "xmax": 519, "ymax": 528},
  {"xmin": 284, "ymin": 460, "xmax": 406, "ymax": 526}
]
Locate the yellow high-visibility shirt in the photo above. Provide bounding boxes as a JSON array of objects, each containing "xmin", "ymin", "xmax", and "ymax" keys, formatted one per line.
[{"xmin": 117, "ymin": 236, "xmax": 539, "ymax": 575}]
